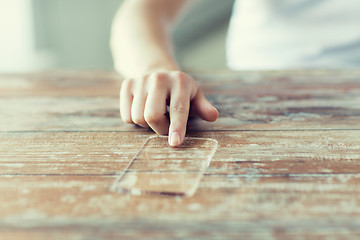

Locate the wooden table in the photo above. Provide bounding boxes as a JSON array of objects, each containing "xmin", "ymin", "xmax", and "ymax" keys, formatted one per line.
[{"xmin": 0, "ymin": 70, "xmax": 360, "ymax": 239}]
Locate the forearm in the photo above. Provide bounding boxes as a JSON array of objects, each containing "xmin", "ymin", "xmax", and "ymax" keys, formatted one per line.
[{"xmin": 110, "ymin": 0, "xmax": 188, "ymax": 78}]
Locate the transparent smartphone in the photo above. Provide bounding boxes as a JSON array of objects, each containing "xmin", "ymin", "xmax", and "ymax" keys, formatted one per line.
[{"xmin": 112, "ymin": 136, "xmax": 218, "ymax": 197}]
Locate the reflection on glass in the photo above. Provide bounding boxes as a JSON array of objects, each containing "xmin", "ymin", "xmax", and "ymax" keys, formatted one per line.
[{"xmin": 112, "ymin": 136, "xmax": 218, "ymax": 197}]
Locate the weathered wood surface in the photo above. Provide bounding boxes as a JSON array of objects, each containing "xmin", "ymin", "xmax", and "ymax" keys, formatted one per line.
[
  {"xmin": 1, "ymin": 70, "xmax": 360, "ymax": 131},
  {"xmin": 0, "ymin": 70, "xmax": 360, "ymax": 239}
]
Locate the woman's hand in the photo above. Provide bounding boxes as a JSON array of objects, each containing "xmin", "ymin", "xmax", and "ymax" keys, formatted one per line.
[
  {"xmin": 120, "ymin": 70, "xmax": 219, "ymax": 147},
  {"xmin": 111, "ymin": 1, "xmax": 216, "ymax": 146}
]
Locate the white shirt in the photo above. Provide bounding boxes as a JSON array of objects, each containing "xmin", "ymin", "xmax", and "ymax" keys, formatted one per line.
[{"xmin": 226, "ymin": 0, "xmax": 360, "ymax": 70}]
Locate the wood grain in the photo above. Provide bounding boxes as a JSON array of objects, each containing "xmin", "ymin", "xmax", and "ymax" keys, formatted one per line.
[
  {"xmin": 0, "ymin": 70, "xmax": 359, "ymax": 239},
  {"xmin": 1, "ymin": 70, "xmax": 360, "ymax": 131},
  {"xmin": 1, "ymin": 131, "xmax": 359, "ymax": 175}
]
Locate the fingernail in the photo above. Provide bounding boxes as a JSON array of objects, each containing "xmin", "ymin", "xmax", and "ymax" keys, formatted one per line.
[
  {"xmin": 169, "ymin": 132, "xmax": 181, "ymax": 147},
  {"xmin": 213, "ymin": 106, "xmax": 219, "ymax": 114}
]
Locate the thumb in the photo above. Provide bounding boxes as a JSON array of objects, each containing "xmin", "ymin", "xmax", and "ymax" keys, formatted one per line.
[{"xmin": 191, "ymin": 90, "xmax": 219, "ymax": 122}]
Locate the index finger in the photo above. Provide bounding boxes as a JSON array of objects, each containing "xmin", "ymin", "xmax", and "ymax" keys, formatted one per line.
[{"xmin": 168, "ymin": 88, "xmax": 191, "ymax": 147}]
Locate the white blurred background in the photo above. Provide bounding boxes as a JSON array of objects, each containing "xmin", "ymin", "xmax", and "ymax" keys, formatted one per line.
[{"xmin": 0, "ymin": 0, "xmax": 234, "ymax": 72}]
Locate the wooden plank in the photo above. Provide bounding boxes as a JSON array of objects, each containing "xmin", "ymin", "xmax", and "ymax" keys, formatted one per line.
[
  {"xmin": 0, "ymin": 221, "xmax": 359, "ymax": 240},
  {"xmin": 0, "ymin": 132, "xmax": 147, "ymax": 175},
  {"xmin": 0, "ymin": 130, "xmax": 359, "ymax": 238},
  {"xmin": 1, "ymin": 131, "xmax": 359, "ymax": 175},
  {"xmin": 0, "ymin": 226, "xmax": 356, "ymax": 239},
  {"xmin": 0, "ymin": 174, "xmax": 359, "ymax": 221},
  {"xmin": 0, "ymin": 71, "xmax": 128, "ymax": 131},
  {"xmin": 1, "ymin": 70, "xmax": 360, "ymax": 131},
  {"xmin": 191, "ymin": 70, "xmax": 360, "ymax": 130},
  {"xmin": 0, "ymin": 175, "xmax": 359, "ymax": 238},
  {"xmin": 0, "ymin": 71, "xmax": 122, "ymax": 97},
  {"xmin": 1, "ymin": 70, "xmax": 360, "ymax": 238}
]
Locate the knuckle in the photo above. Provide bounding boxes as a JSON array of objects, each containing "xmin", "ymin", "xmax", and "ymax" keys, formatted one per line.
[
  {"xmin": 120, "ymin": 78, "xmax": 134, "ymax": 94},
  {"xmin": 171, "ymin": 104, "xmax": 187, "ymax": 113},
  {"xmin": 133, "ymin": 77, "xmax": 147, "ymax": 94},
  {"xmin": 152, "ymin": 72, "xmax": 166, "ymax": 79},
  {"xmin": 132, "ymin": 116, "xmax": 146, "ymax": 126},
  {"xmin": 175, "ymin": 71, "xmax": 188, "ymax": 80},
  {"xmin": 176, "ymin": 71, "xmax": 190, "ymax": 83},
  {"xmin": 144, "ymin": 112, "xmax": 163, "ymax": 124},
  {"xmin": 122, "ymin": 78, "xmax": 134, "ymax": 89},
  {"xmin": 139, "ymin": 76, "xmax": 147, "ymax": 85},
  {"xmin": 174, "ymin": 72, "xmax": 191, "ymax": 89},
  {"xmin": 151, "ymin": 72, "xmax": 168, "ymax": 87}
]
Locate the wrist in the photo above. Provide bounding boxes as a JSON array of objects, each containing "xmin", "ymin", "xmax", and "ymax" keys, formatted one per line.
[{"xmin": 142, "ymin": 61, "xmax": 180, "ymax": 75}]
